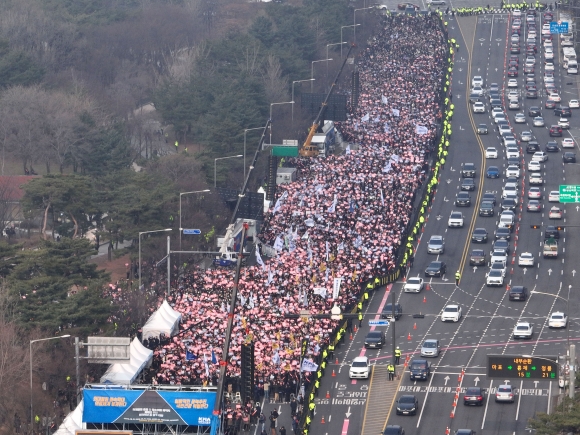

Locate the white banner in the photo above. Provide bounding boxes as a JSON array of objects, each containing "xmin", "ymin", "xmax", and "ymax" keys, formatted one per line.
[
  {"xmin": 333, "ymin": 277, "xmax": 343, "ymax": 299},
  {"xmin": 273, "ymin": 235, "xmax": 285, "ymax": 252},
  {"xmin": 313, "ymin": 287, "xmax": 327, "ymax": 298},
  {"xmin": 301, "ymin": 359, "xmax": 319, "ymax": 373}
]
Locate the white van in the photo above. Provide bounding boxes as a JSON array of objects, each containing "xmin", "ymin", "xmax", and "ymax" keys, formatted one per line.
[{"xmin": 568, "ymin": 60, "xmax": 578, "ymax": 75}]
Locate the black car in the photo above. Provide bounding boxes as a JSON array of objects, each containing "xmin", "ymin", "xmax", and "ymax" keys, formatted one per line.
[
  {"xmin": 546, "ymin": 141, "xmax": 559, "ymax": 152},
  {"xmin": 509, "ymin": 285, "xmax": 528, "ymax": 301},
  {"xmin": 461, "ymin": 163, "xmax": 476, "ymax": 178},
  {"xmin": 383, "ymin": 425, "xmax": 405, "ymax": 435},
  {"xmin": 550, "ymin": 125, "xmax": 563, "ymax": 137},
  {"xmin": 471, "ymin": 228, "xmax": 488, "ymax": 243},
  {"xmin": 494, "ymin": 239, "xmax": 510, "ymax": 254},
  {"xmin": 456, "ymin": 192, "xmax": 471, "ymax": 207},
  {"xmin": 528, "ymin": 106, "xmax": 541, "ymax": 116},
  {"xmin": 495, "ymin": 227, "xmax": 511, "ymax": 240},
  {"xmin": 409, "ymin": 359, "xmax": 431, "ymax": 380},
  {"xmin": 482, "ymin": 192, "xmax": 497, "ymax": 205},
  {"xmin": 507, "ymin": 157, "xmax": 521, "ymax": 167},
  {"xmin": 456, "ymin": 430, "xmax": 476, "ymax": 435},
  {"xmin": 479, "ymin": 201, "xmax": 495, "ymax": 217},
  {"xmin": 526, "ymin": 89, "xmax": 538, "ymax": 98},
  {"xmin": 545, "ymin": 99, "xmax": 556, "ymax": 109},
  {"xmin": 501, "ymin": 198, "xmax": 517, "ymax": 211},
  {"xmin": 382, "ymin": 303, "xmax": 403, "ymax": 320},
  {"xmin": 563, "ymin": 152, "xmax": 576, "ymax": 163},
  {"xmin": 469, "ymin": 249, "xmax": 486, "ymax": 266},
  {"xmin": 554, "ymin": 106, "xmax": 572, "ymax": 117},
  {"xmin": 464, "ymin": 387, "xmax": 486, "ymax": 406},
  {"xmin": 545, "ymin": 226, "xmax": 560, "ymax": 239},
  {"xmin": 364, "ymin": 331, "xmax": 386, "ymax": 348},
  {"xmin": 489, "ymin": 90, "xmax": 500, "ymax": 101},
  {"xmin": 461, "ymin": 178, "xmax": 475, "ymax": 191},
  {"xmin": 425, "ymin": 261, "xmax": 446, "ymax": 277},
  {"xmin": 526, "ymin": 141, "xmax": 540, "ymax": 153},
  {"xmin": 477, "ymin": 124, "xmax": 488, "ymax": 134},
  {"xmin": 396, "ymin": 395, "xmax": 419, "ymax": 415}
]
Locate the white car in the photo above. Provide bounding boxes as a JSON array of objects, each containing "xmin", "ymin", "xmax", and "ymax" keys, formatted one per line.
[
  {"xmin": 544, "ymin": 39, "xmax": 553, "ymax": 48},
  {"xmin": 471, "ymin": 86, "xmax": 484, "ymax": 96},
  {"xmin": 508, "ymin": 90, "xmax": 519, "ymax": 100},
  {"xmin": 491, "ymin": 249, "xmax": 508, "ymax": 264},
  {"xmin": 502, "ymin": 183, "xmax": 518, "ymax": 199},
  {"xmin": 526, "ymin": 55, "xmax": 536, "ymax": 65},
  {"xmin": 486, "ymin": 269, "xmax": 504, "ymax": 287},
  {"xmin": 506, "ymin": 147, "xmax": 520, "ymax": 159},
  {"xmin": 349, "ymin": 356, "xmax": 370, "ymax": 379},
  {"xmin": 496, "ymin": 384, "xmax": 515, "ymax": 403},
  {"xmin": 441, "ymin": 305, "xmax": 462, "ymax": 322},
  {"xmin": 528, "ymin": 160, "xmax": 541, "ymax": 171},
  {"xmin": 486, "ymin": 147, "xmax": 498, "ymax": 159},
  {"xmin": 473, "ymin": 102, "xmax": 486, "ymax": 113},
  {"xmin": 549, "ymin": 206, "xmax": 562, "ymax": 219},
  {"xmin": 548, "ymin": 92, "xmax": 561, "ymax": 102},
  {"xmin": 514, "ymin": 113, "xmax": 526, "ymax": 123},
  {"xmin": 528, "ymin": 187, "xmax": 542, "ymax": 198},
  {"xmin": 448, "ymin": 211, "xmax": 464, "ymax": 228},
  {"xmin": 508, "ymin": 79, "xmax": 518, "ymax": 88},
  {"xmin": 506, "ymin": 165, "xmax": 520, "ymax": 178},
  {"xmin": 532, "ymin": 151, "xmax": 548, "ymax": 162},
  {"xmin": 529, "ymin": 172, "xmax": 543, "ymax": 185},
  {"xmin": 544, "ymin": 73, "xmax": 555, "ymax": 83},
  {"xmin": 518, "ymin": 252, "xmax": 535, "ymax": 266},
  {"xmin": 404, "ymin": 277, "xmax": 425, "ymax": 293},
  {"xmin": 472, "ymin": 75, "xmax": 484, "ymax": 87},
  {"xmin": 520, "ymin": 131, "xmax": 533, "ymax": 142},
  {"xmin": 533, "ymin": 116, "xmax": 544, "ymax": 127},
  {"xmin": 562, "ymin": 138, "xmax": 575, "ymax": 148},
  {"xmin": 512, "ymin": 8, "xmax": 521, "ymax": 16},
  {"xmin": 545, "ymin": 61, "xmax": 555, "ymax": 71},
  {"xmin": 548, "ymin": 312, "xmax": 568, "ymax": 328},
  {"xmin": 513, "ymin": 322, "xmax": 534, "ymax": 339},
  {"xmin": 548, "ymin": 191, "xmax": 560, "ymax": 202},
  {"xmin": 559, "ymin": 118, "xmax": 570, "ymax": 129},
  {"xmin": 570, "ymin": 99, "xmax": 580, "ymax": 109},
  {"xmin": 544, "ymin": 50, "xmax": 554, "ymax": 60}
]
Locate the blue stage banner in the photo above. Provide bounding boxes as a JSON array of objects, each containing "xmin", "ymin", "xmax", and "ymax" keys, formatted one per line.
[{"xmin": 83, "ymin": 390, "xmax": 216, "ymax": 426}]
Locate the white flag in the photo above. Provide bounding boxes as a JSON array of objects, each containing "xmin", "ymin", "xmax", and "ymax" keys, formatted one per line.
[
  {"xmin": 361, "ymin": 113, "xmax": 370, "ymax": 122},
  {"xmin": 346, "ymin": 144, "xmax": 351, "ymax": 154},
  {"xmin": 301, "ymin": 359, "xmax": 319, "ymax": 372},
  {"xmin": 313, "ymin": 287, "xmax": 327, "ymax": 298},
  {"xmin": 392, "ymin": 108, "xmax": 400, "ymax": 117},
  {"xmin": 382, "ymin": 95, "xmax": 388, "ymax": 104},
  {"xmin": 415, "ymin": 125, "xmax": 429, "ymax": 135},
  {"xmin": 255, "ymin": 245, "xmax": 265, "ymax": 269},
  {"xmin": 304, "ymin": 218, "xmax": 315, "ymax": 227},
  {"xmin": 267, "ymin": 266, "xmax": 274, "ymax": 285},
  {"xmin": 273, "ymin": 235, "xmax": 285, "ymax": 252}
]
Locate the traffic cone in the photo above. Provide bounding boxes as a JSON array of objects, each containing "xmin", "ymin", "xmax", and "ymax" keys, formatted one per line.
[
  {"xmin": 354, "ymin": 325, "xmax": 357, "ymax": 333},
  {"xmin": 332, "ymin": 370, "xmax": 336, "ymax": 377},
  {"xmin": 413, "ymin": 323, "xmax": 417, "ymax": 330},
  {"xmin": 423, "ymin": 296, "xmax": 427, "ymax": 303},
  {"xmin": 321, "ymin": 416, "xmax": 325, "ymax": 424},
  {"xmin": 335, "ymin": 357, "xmax": 339, "ymax": 365},
  {"xmin": 407, "ymin": 332, "xmax": 411, "ymax": 340},
  {"xmin": 350, "ymin": 332, "xmax": 353, "ymax": 340},
  {"xmin": 450, "ymin": 411, "xmax": 455, "ymax": 418},
  {"xmin": 326, "ymin": 391, "xmax": 330, "ymax": 399},
  {"xmin": 446, "ymin": 428, "xmax": 450, "ymax": 435}
]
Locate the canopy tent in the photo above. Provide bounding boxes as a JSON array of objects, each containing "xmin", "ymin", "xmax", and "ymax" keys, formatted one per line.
[
  {"xmin": 142, "ymin": 299, "xmax": 182, "ymax": 340},
  {"xmin": 53, "ymin": 399, "xmax": 83, "ymax": 435},
  {"xmin": 100, "ymin": 337, "xmax": 153, "ymax": 385}
]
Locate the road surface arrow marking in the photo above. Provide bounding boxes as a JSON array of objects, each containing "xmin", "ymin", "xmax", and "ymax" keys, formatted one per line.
[
  {"xmin": 345, "ymin": 407, "xmax": 352, "ymax": 418},
  {"xmin": 447, "ymin": 179, "xmax": 452, "ymax": 184},
  {"xmin": 534, "ymin": 381, "xmax": 539, "ymax": 388},
  {"xmin": 548, "ymin": 269, "xmax": 553, "ymax": 276},
  {"xmin": 444, "ymin": 196, "xmax": 449, "ymax": 202},
  {"xmin": 573, "ymin": 270, "xmax": 577, "ymax": 277},
  {"xmin": 523, "ymin": 268, "xmax": 527, "ymax": 275},
  {"xmin": 444, "ymin": 376, "xmax": 450, "ymax": 385},
  {"xmin": 473, "ymin": 266, "xmax": 477, "ymax": 272},
  {"xmin": 437, "ymin": 215, "xmax": 442, "ymax": 220},
  {"xmin": 460, "ymin": 125, "xmax": 465, "ymax": 130},
  {"xmin": 474, "ymin": 376, "xmax": 480, "ymax": 386}
]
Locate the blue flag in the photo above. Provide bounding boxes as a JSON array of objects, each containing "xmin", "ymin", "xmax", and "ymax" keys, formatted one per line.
[
  {"xmin": 186, "ymin": 351, "xmax": 197, "ymax": 361},
  {"xmin": 211, "ymin": 350, "xmax": 218, "ymax": 364}
]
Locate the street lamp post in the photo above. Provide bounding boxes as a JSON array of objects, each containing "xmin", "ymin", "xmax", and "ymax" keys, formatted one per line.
[
  {"xmin": 30, "ymin": 335, "xmax": 71, "ymax": 427},
  {"xmin": 139, "ymin": 228, "xmax": 172, "ymax": 292},
  {"xmin": 291, "ymin": 79, "xmax": 315, "ymax": 124},
  {"xmin": 354, "ymin": 7, "xmax": 374, "ymax": 43},
  {"xmin": 311, "ymin": 60, "xmax": 332, "ymax": 92},
  {"xmin": 341, "ymin": 25, "xmax": 360, "ymax": 58},
  {"xmin": 326, "ymin": 42, "xmax": 348, "ymax": 80},
  {"xmin": 244, "ymin": 127, "xmax": 264, "ymax": 180},
  {"xmin": 179, "ymin": 190, "xmax": 210, "ymax": 270},
  {"xmin": 269, "ymin": 102, "xmax": 294, "ymax": 145},
  {"xmin": 214, "ymin": 155, "xmax": 243, "ymax": 188}
]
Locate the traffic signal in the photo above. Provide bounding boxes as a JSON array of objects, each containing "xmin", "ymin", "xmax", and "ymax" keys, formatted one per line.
[{"xmin": 530, "ymin": 224, "xmax": 541, "ymax": 229}]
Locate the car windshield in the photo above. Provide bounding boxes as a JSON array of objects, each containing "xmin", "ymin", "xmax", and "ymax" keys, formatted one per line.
[
  {"xmin": 498, "ymin": 386, "xmax": 512, "ymax": 392},
  {"xmin": 367, "ymin": 332, "xmax": 381, "ymax": 339},
  {"xmin": 516, "ymin": 325, "xmax": 528, "ymax": 330},
  {"xmin": 399, "ymin": 396, "xmax": 415, "ymax": 403},
  {"xmin": 444, "ymin": 307, "xmax": 458, "ymax": 312},
  {"xmin": 407, "ymin": 278, "xmax": 421, "ymax": 284},
  {"xmin": 423, "ymin": 341, "xmax": 437, "ymax": 348},
  {"xmin": 352, "ymin": 361, "xmax": 367, "ymax": 367},
  {"xmin": 466, "ymin": 388, "xmax": 480, "ymax": 395},
  {"xmin": 411, "ymin": 362, "xmax": 427, "ymax": 369},
  {"xmin": 552, "ymin": 314, "xmax": 563, "ymax": 319}
]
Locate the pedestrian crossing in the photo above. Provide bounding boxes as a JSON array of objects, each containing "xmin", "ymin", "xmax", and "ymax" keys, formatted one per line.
[{"xmin": 360, "ymin": 365, "xmax": 403, "ymax": 435}]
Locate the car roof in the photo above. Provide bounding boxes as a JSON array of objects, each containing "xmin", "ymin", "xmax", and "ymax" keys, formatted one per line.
[{"xmin": 353, "ymin": 356, "xmax": 368, "ymax": 363}]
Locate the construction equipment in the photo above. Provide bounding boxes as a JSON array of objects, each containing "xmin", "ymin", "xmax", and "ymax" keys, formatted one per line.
[{"xmin": 299, "ymin": 44, "xmax": 355, "ymax": 157}]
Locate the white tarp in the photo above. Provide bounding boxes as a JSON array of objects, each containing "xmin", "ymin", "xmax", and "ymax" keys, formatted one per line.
[
  {"xmin": 142, "ymin": 299, "xmax": 182, "ymax": 340},
  {"xmin": 100, "ymin": 338, "xmax": 153, "ymax": 385},
  {"xmin": 53, "ymin": 400, "xmax": 84, "ymax": 435}
]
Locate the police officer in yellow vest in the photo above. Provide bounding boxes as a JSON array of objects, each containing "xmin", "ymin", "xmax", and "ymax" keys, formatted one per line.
[
  {"xmin": 388, "ymin": 364, "xmax": 395, "ymax": 380},
  {"xmin": 395, "ymin": 347, "xmax": 402, "ymax": 364},
  {"xmin": 358, "ymin": 311, "xmax": 363, "ymax": 327},
  {"xmin": 455, "ymin": 271, "xmax": 461, "ymax": 286}
]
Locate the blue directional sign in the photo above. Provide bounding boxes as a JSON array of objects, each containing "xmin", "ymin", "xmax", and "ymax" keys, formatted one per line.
[
  {"xmin": 183, "ymin": 229, "xmax": 201, "ymax": 235},
  {"xmin": 368, "ymin": 319, "xmax": 390, "ymax": 326},
  {"xmin": 550, "ymin": 21, "xmax": 569, "ymax": 34}
]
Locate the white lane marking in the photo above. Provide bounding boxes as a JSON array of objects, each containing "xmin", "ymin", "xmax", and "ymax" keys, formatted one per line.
[{"xmin": 482, "ymin": 379, "xmax": 493, "ymax": 430}]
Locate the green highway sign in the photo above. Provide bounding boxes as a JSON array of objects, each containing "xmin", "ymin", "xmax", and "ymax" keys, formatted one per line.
[{"xmin": 559, "ymin": 185, "xmax": 580, "ymax": 203}]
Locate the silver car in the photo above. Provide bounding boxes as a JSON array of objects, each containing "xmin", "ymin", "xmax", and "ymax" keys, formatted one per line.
[
  {"xmin": 427, "ymin": 235, "xmax": 445, "ymax": 254},
  {"xmin": 495, "ymin": 384, "xmax": 515, "ymax": 403},
  {"xmin": 420, "ymin": 339, "xmax": 440, "ymax": 357}
]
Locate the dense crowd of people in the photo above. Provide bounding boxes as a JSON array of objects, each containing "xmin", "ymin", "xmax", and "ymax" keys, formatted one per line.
[{"xmin": 133, "ymin": 14, "xmax": 448, "ymax": 399}]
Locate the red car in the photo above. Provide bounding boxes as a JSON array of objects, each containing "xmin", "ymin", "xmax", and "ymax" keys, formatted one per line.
[{"xmin": 507, "ymin": 68, "xmax": 518, "ymax": 77}]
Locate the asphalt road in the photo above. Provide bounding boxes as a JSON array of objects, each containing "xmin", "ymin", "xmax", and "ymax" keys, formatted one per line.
[{"xmin": 287, "ymin": 8, "xmax": 580, "ymax": 435}]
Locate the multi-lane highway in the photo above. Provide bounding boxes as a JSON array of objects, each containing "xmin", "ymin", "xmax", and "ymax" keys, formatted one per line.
[{"xmin": 293, "ymin": 7, "xmax": 580, "ymax": 435}]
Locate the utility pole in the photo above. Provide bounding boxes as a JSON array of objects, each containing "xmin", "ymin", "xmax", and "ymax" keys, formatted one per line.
[
  {"xmin": 570, "ymin": 344, "xmax": 576, "ymax": 399},
  {"xmin": 391, "ymin": 286, "xmax": 396, "ymax": 377}
]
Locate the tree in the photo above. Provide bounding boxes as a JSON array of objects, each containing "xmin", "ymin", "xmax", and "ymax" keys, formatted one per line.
[
  {"xmin": 0, "ymin": 39, "xmax": 44, "ymax": 88},
  {"xmin": 528, "ymin": 396, "xmax": 580, "ymax": 434}
]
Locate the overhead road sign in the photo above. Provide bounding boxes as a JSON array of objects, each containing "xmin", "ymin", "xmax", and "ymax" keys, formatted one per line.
[
  {"xmin": 487, "ymin": 355, "xmax": 558, "ymax": 379},
  {"xmin": 559, "ymin": 185, "xmax": 580, "ymax": 203},
  {"xmin": 368, "ymin": 319, "xmax": 390, "ymax": 326},
  {"xmin": 550, "ymin": 21, "xmax": 569, "ymax": 34},
  {"xmin": 183, "ymin": 229, "xmax": 201, "ymax": 235}
]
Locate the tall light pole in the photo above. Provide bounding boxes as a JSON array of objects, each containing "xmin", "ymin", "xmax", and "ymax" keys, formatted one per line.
[
  {"xmin": 139, "ymin": 228, "xmax": 172, "ymax": 291},
  {"xmin": 327, "ymin": 42, "xmax": 348, "ymax": 80},
  {"xmin": 291, "ymin": 79, "xmax": 315, "ymax": 124},
  {"xmin": 179, "ymin": 190, "xmax": 209, "ymax": 269},
  {"xmin": 244, "ymin": 127, "xmax": 264, "ymax": 180},
  {"xmin": 354, "ymin": 7, "xmax": 374, "ymax": 43},
  {"xmin": 30, "ymin": 335, "xmax": 70, "ymax": 426},
  {"xmin": 214, "ymin": 155, "xmax": 243, "ymax": 188},
  {"xmin": 311, "ymin": 60, "xmax": 332, "ymax": 92},
  {"xmin": 341, "ymin": 25, "xmax": 360, "ymax": 58},
  {"xmin": 531, "ymin": 288, "xmax": 573, "ymax": 397},
  {"xmin": 269, "ymin": 102, "xmax": 294, "ymax": 145}
]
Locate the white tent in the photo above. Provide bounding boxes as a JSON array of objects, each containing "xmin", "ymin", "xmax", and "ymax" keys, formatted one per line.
[
  {"xmin": 100, "ymin": 338, "xmax": 153, "ymax": 385},
  {"xmin": 53, "ymin": 399, "xmax": 84, "ymax": 435},
  {"xmin": 142, "ymin": 299, "xmax": 182, "ymax": 340}
]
